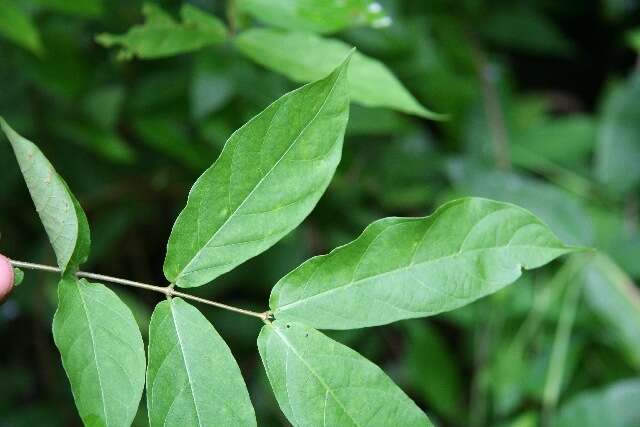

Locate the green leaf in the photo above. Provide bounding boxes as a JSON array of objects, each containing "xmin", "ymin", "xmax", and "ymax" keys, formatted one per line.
[
  {"xmin": 270, "ymin": 197, "xmax": 576, "ymax": 330},
  {"xmin": 258, "ymin": 320, "xmax": 432, "ymax": 426},
  {"xmin": 235, "ymin": 29, "xmax": 442, "ymax": 119},
  {"xmin": 163, "ymin": 54, "xmax": 352, "ymax": 288},
  {"xmin": 554, "ymin": 378, "xmax": 640, "ymax": 427},
  {"xmin": 147, "ymin": 298, "xmax": 256, "ymax": 426},
  {"xmin": 96, "ymin": 3, "xmax": 227, "ymax": 60},
  {"xmin": 238, "ymin": 0, "xmax": 390, "ymax": 34},
  {"xmin": 1, "ymin": 118, "xmax": 90, "ymax": 274},
  {"xmin": 52, "ymin": 278, "xmax": 146, "ymax": 427},
  {"xmin": 13, "ymin": 268, "xmax": 24, "ymax": 286},
  {"xmin": 595, "ymin": 73, "xmax": 640, "ymax": 197},
  {"xmin": 30, "ymin": 0, "xmax": 103, "ymax": 17},
  {"xmin": 0, "ymin": 0, "xmax": 43, "ymax": 55}
]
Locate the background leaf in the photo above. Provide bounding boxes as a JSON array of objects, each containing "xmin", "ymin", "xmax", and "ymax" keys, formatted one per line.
[
  {"xmin": 96, "ymin": 4, "xmax": 227, "ymax": 60},
  {"xmin": 271, "ymin": 197, "xmax": 575, "ymax": 329},
  {"xmin": 163, "ymin": 55, "xmax": 351, "ymax": 288},
  {"xmin": 1, "ymin": 119, "xmax": 90, "ymax": 273},
  {"xmin": 258, "ymin": 320, "xmax": 432, "ymax": 426},
  {"xmin": 147, "ymin": 298, "xmax": 256, "ymax": 427},
  {"xmin": 0, "ymin": 0, "xmax": 43, "ymax": 55},
  {"xmin": 235, "ymin": 28, "xmax": 441, "ymax": 118},
  {"xmin": 238, "ymin": 0, "xmax": 389, "ymax": 34},
  {"xmin": 52, "ymin": 278, "xmax": 146, "ymax": 427}
]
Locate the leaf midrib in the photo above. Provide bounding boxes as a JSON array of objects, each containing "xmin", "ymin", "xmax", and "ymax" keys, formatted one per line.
[
  {"xmin": 272, "ymin": 326, "xmax": 362, "ymax": 427},
  {"xmin": 170, "ymin": 301, "xmax": 203, "ymax": 427},
  {"xmin": 275, "ymin": 243, "xmax": 568, "ymax": 313},
  {"xmin": 76, "ymin": 282, "xmax": 109, "ymax": 426},
  {"xmin": 175, "ymin": 64, "xmax": 345, "ymax": 284}
]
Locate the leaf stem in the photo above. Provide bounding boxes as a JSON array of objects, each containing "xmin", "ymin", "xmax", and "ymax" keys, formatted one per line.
[{"xmin": 8, "ymin": 259, "xmax": 270, "ymax": 321}]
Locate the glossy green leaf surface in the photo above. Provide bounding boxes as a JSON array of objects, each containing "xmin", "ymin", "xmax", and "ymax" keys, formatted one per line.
[
  {"xmin": 1, "ymin": 118, "xmax": 90, "ymax": 273},
  {"xmin": 554, "ymin": 378, "xmax": 640, "ymax": 427},
  {"xmin": 96, "ymin": 3, "xmax": 226, "ymax": 60},
  {"xmin": 235, "ymin": 29, "xmax": 441, "ymax": 119},
  {"xmin": 238, "ymin": 0, "xmax": 389, "ymax": 34},
  {"xmin": 271, "ymin": 198, "xmax": 575, "ymax": 329},
  {"xmin": 52, "ymin": 278, "xmax": 146, "ymax": 427},
  {"xmin": 147, "ymin": 298, "xmax": 256, "ymax": 427},
  {"xmin": 163, "ymin": 55, "xmax": 351, "ymax": 288},
  {"xmin": 258, "ymin": 320, "xmax": 432, "ymax": 426}
]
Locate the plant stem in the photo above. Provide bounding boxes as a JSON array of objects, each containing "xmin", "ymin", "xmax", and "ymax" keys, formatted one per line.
[{"xmin": 9, "ymin": 259, "xmax": 270, "ymax": 321}]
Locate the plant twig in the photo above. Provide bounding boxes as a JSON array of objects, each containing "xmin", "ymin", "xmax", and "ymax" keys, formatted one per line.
[{"xmin": 9, "ymin": 259, "xmax": 270, "ymax": 321}]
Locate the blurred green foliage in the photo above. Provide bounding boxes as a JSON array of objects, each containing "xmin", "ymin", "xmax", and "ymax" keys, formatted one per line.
[{"xmin": 1, "ymin": 0, "xmax": 640, "ymax": 426}]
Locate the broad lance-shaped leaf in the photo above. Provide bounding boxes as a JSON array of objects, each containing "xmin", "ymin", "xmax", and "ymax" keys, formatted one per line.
[
  {"xmin": 235, "ymin": 28, "xmax": 442, "ymax": 119},
  {"xmin": 259, "ymin": 320, "xmax": 432, "ymax": 427},
  {"xmin": 147, "ymin": 298, "xmax": 256, "ymax": 426},
  {"xmin": 163, "ymin": 53, "xmax": 352, "ymax": 288},
  {"xmin": 271, "ymin": 197, "xmax": 577, "ymax": 330},
  {"xmin": 52, "ymin": 278, "xmax": 146, "ymax": 427},
  {"xmin": 96, "ymin": 3, "xmax": 227, "ymax": 60},
  {"xmin": 1, "ymin": 118, "xmax": 90, "ymax": 273}
]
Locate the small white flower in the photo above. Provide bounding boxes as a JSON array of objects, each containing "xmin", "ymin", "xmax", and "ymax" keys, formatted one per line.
[{"xmin": 367, "ymin": 2, "xmax": 383, "ymax": 14}]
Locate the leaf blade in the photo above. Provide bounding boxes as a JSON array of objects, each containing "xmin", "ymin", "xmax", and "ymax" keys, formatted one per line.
[
  {"xmin": 1, "ymin": 118, "xmax": 90, "ymax": 273},
  {"xmin": 52, "ymin": 278, "xmax": 146, "ymax": 427},
  {"xmin": 258, "ymin": 320, "xmax": 432, "ymax": 426},
  {"xmin": 163, "ymin": 54, "xmax": 352, "ymax": 288},
  {"xmin": 146, "ymin": 298, "xmax": 256, "ymax": 427},
  {"xmin": 235, "ymin": 28, "xmax": 442, "ymax": 119},
  {"xmin": 271, "ymin": 197, "xmax": 576, "ymax": 329}
]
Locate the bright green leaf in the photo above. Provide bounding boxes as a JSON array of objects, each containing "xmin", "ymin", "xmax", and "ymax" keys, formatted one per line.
[
  {"xmin": 235, "ymin": 29, "xmax": 442, "ymax": 119},
  {"xmin": 96, "ymin": 3, "xmax": 227, "ymax": 60},
  {"xmin": 163, "ymin": 54, "xmax": 352, "ymax": 288},
  {"xmin": 52, "ymin": 278, "xmax": 146, "ymax": 427},
  {"xmin": 13, "ymin": 268, "xmax": 24, "ymax": 286},
  {"xmin": 554, "ymin": 378, "xmax": 640, "ymax": 427},
  {"xmin": 271, "ymin": 198, "xmax": 576, "ymax": 330},
  {"xmin": 0, "ymin": 0, "xmax": 43, "ymax": 55},
  {"xmin": 258, "ymin": 320, "xmax": 432, "ymax": 426},
  {"xmin": 595, "ymin": 73, "xmax": 640, "ymax": 197},
  {"xmin": 238, "ymin": 0, "xmax": 390, "ymax": 34},
  {"xmin": 1, "ymin": 118, "xmax": 90, "ymax": 274},
  {"xmin": 147, "ymin": 298, "xmax": 256, "ymax": 426}
]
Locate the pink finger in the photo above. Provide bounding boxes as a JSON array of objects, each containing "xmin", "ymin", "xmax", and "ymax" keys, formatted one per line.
[{"xmin": 0, "ymin": 254, "xmax": 14, "ymax": 302}]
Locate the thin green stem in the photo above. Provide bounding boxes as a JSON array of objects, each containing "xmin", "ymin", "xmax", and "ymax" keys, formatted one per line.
[{"xmin": 9, "ymin": 259, "xmax": 270, "ymax": 321}]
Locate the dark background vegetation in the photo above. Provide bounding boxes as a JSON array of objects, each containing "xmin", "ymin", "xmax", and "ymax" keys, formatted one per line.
[{"xmin": 1, "ymin": 0, "xmax": 640, "ymax": 426}]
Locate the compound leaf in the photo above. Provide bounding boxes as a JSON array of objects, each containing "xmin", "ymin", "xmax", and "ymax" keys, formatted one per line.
[
  {"xmin": 163, "ymin": 54, "xmax": 351, "ymax": 288},
  {"xmin": 147, "ymin": 298, "xmax": 256, "ymax": 426},
  {"xmin": 271, "ymin": 197, "xmax": 576, "ymax": 329},
  {"xmin": 52, "ymin": 278, "xmax": 146, "ymax": 427},
  {"xmin": 96, "ymin": 3, "xmax": 226, "ymax": 60},
  {"xmin": 258, "ymin": 320, "xmax": 432, "ymax": 426},
  {"xmin": 235, "ymin": 28, "xmax": 442, "ymax": 119},
  {"xmin": 1, "ymin": 118, "xmax": 90, "ymax": 274}
]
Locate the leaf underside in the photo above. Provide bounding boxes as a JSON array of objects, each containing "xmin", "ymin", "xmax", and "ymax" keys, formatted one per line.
[
  {"xmin": 258, "ymin": 320, "xmax": 433, "ymax": 427},
  {"xmin": 52, "ymin": 278, "xmax": 146, "ymax": 427},
  {"xmin": 271, "ymin": 197, "xmax": 576, "ymax": 329},
  {"xmin": 147, "ymin": 298, "xmax": 256, "ymax": 427}
]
